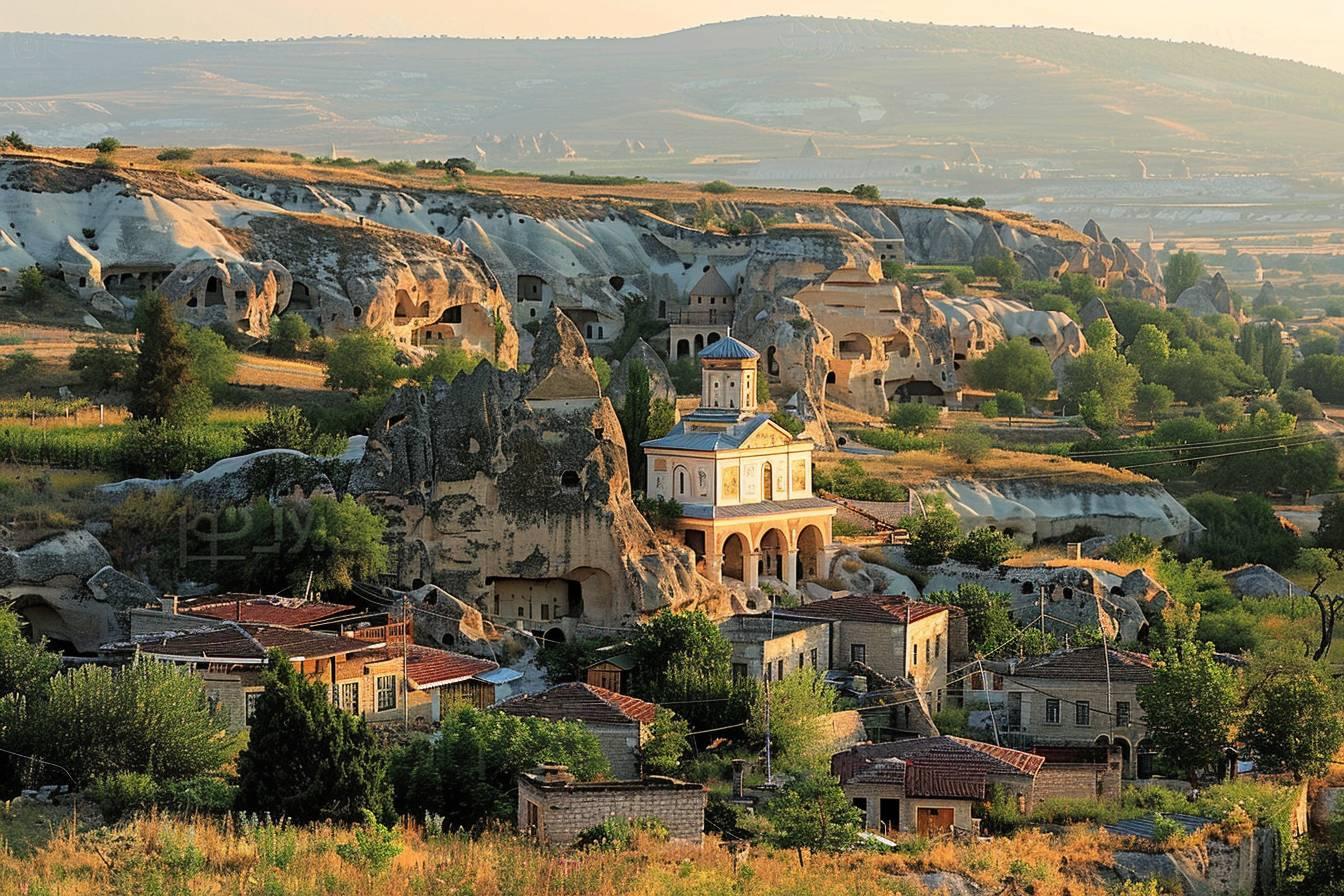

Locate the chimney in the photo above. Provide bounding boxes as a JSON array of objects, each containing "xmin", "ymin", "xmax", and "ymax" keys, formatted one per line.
[
  {"xmin": 159, "ymin": 595, "xmax": 178, "ymax": 615},
  {"xmin": 534, "ymin": 763, "xmax": 575, "ymax": 784},
  {"xmin": 731, "ymin": 759, "xmax": 748, "ymax": 799}
]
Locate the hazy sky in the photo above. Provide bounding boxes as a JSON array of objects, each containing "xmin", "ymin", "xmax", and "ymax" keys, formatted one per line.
[{"xmin": 8, "ymin": 1, "xmax": 1343, "ymax": 73}]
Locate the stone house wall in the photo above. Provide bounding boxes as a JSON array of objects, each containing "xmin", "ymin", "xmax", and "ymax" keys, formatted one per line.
[
  {"xmin": 1033, "ymin": 761, "xmax": 1121, "ymax": 803},
  {"xmin": 584, "ymin": 719, "xmax": 649, "ymax": 779},
  {"xmin": 517, "ymin": 776, "xmax": 707, "ymax": 846}
]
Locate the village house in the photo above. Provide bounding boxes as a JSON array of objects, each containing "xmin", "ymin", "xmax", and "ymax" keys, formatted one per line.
[
  {"xmin": 585, "ymin": 649, "xmax": 636, "ymax": 693},
  {"xmin": 668, "ymin": 265, "xmax": 738, "ymax": 361},
  {"xmin": 518, "ymin": 763, "xmax": 707, "ymax": 847},
  {"xmin": 779, "ymin": 594, "xmax": 951, "ymax": 712},
  {"xmin": 497, "ymin": 682, "xmax": 659, "ymax": 778},
  {"xmin": 135, "ymin": 622, "xmax": 498, "ymax": 731},
  {"xmin": 980, "ymin": 646, "xmax": 1155, "ymax": 779},
  {"xmin": 642, "ymin": 335, "xmax": 836, "ymax": 591},
  {"xmin": 717, "ymin": 613, "xmax": 831, "ymax": 682},
  {"xmin": 832, "ymin": 736, "xmax": 1044, "ymax": 836},
  {"xmin": 129, "ymin": 594, "xmax": 359, "ymax": 638}
]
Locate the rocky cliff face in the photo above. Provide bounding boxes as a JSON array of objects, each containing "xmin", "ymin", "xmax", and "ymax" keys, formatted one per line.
[{"xmin": 349, "ymin": 310, "xmax": 727, "ymax": 630}]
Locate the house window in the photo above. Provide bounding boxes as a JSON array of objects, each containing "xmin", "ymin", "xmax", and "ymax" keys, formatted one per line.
[
  {"xmin": 336, "ymin": 681, "xmax": 360, "ymax": 714},
  {"xmin": 810, "ymin": 648, "xmax": 818, "ymax": 668},
  {"xmin": 245, "ymin": 692, "xmax": 261, "ymax": 725},
  {"xmin": 1075, "ymin": 700, "xmax": 1090, "ymax": 727},
  {"xmin": 541, "ymin": 604, "xmax": 550, "ymax": 621},
  {"xmin": 935, "ymin": 634, "xmax": 942, "ymax": 658},
  {"xmin": 798, "ymin": 653, "xmax": 804, "ymax": 670},
  {"xmin": 850, "ymin": 644, "xmax": 866, "ymax": 664},
  {"xmin": 376, "ymin": 675, "xmax": 398, "ymax": 712},
  {"xmin": 1116, "ymin": 701, "xmax": 1130, "ymax": 726},
  {"xmin": 1045, "ymin": 698, "xmax": 1061, "ymax": 725},
  {"xmin": 777, "ymin": 659, "xmax": 784, "ymax": 680},
  {"xmin": 912, "ymin": 642, "xmax": 918, "ymax": 666},
  {"xmin": 732, "ymin": 663, "xmax": 748, "ymax": 683}
]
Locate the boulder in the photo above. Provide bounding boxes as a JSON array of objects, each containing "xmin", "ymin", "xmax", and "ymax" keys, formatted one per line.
[
  {"xmin": 0, "ymin": 530, "xmax": 112, "ymax": 586},
  {"xmin": 86, "ymin": 565, "xmax": 159, "ymax": 608},
  {"xmin": 1224, "ymin": 564, "xmax": 1303, "ymax": 598},
  {"xmin": 402, "ymin": 583, "xmax": 536, "ymax": 662},
  {"xmin": 1175, "ymin": 273, "xmax": 1240, "ymax": 319}
]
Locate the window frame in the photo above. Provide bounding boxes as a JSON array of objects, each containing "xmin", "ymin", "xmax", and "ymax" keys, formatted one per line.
[
  {"xmin": 376, "ymin": 674, "xmax": 399, "ymax": 712},
  {"xmin": 1075, "ymin": 700, "xmax": 1090, "ymax": 727}
]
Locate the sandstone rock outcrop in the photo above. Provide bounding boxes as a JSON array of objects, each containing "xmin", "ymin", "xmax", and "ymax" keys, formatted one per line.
[
  {"xmin": 1174, "ymin": 272, "xmax": 1243, "ymax": 320},
  {"xmin": 350, "ymin": 310, "xmax": 728, "ymax": 632},
  {"xmin": 608, "ymin": 338, "xmax": 676, "ymax": 406}
]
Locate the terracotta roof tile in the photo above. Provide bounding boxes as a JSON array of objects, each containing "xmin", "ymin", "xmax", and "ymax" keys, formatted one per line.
[
  {"xmin": 497, "ymin": 682, "xmax": 657, "ymax": 725},
  {"xmin": 1008, "ymin": 646, "xmax": 1155, "ymax": 684},
  {"xmin": 140, "ymin": 623, "xmax": 373, "ymax": 663},
  {"xmin": 180, "ymin": 595, "xmax": 355, "ymax": 627},
  {"xmin": 781, "ymin": 594, "xmax": 948, "ymax": 625},
  {"xmin": 837, "ymin": 735, "xmax": 1043, "ymax": 798}
]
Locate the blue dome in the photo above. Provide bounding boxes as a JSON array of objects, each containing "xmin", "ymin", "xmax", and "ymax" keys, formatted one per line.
[{"xmin": 698, "ymin": 335, "xmax": 759, "ymax": 361}]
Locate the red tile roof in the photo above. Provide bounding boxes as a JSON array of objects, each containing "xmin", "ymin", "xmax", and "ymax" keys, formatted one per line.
[
  {"xmin": 180, "ymin": 595, "xmax": 354, "ymax": 627},
  {"xmin": 838, "ymin": 735, "xmax": 1043, "ymax": 800},
  {"xmin": 781, "ymin": 594, "xmax": 949, "ymax": 625},
  {"xmin": 139, "ymin": 622, "xmax": 374, "ymax": 663},
  {"xmin": 1008, "ymin": 646, "xmax": 1155, "ymax": 683},
  {"xmin": 497, "ymin": 682, "xmax": 658, "ymax": 725},
  {"xmin": 400, "ymin": 647, "xmax": 498, "ymax": 688}
]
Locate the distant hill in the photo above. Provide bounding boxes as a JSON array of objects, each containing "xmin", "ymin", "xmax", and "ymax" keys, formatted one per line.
[{"xmin": 2, "ymin": 17, "xmax": 1343, "ymax": 176}]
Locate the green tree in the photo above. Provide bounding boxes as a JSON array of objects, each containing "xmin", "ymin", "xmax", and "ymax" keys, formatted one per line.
[
  {"xmin": 764, "ymin": 775, "xmax": 863, "ymax": 868},
  {"xmin": 87, "ymin": 137, "xmax": 121, "ymax": 153},
  {"xmin": 268, "ymin": 313, "xmax": 311, "ymax": 357},
  {"xmin": 629, "ymin": 611, "xmax": 755, "ymax": 734},
  {"xmin": 237, "ymin": 650, "xmax": 393, "ymax": 823},
  {"xmin": 9, "ymin": 658, "xmax": 235, "ymax": 786},
  {"xmin": 967, "ymin": 337, "xmax": 1056, "ymax": 403},
  {"xmin": 748, "ymin": 667, "xmax": 837, "ymax": 775},
  {"xmin": 900, "ymin": 495, "xmax": 961, "ymax": 566},
  {"xmin": 995, "ymin": 390, "xmax": 1026, "ymax": 424},
  {"xmin": 1289, "ymin": 354, "xmax": 1344, "ymax": 403},
  {"xmin": 1125, "ymin": 324, "xmax": 1171, "ymax": 380},
  {"xmin": 412, "ymin": 345, "xmax": 483, "ymax": 387},
  {"xmin": 950, "ymin": 527, "xmax": 1022, "ymax": 569},
  {"xmin": 771, "ymin": 410, "xmax": 805, "ymax": 436},
  {"xmin": 0, "ymin": 607, "xmax": 59, "ymax": 704},
  {"xmin": 183, "ymin": 325, "xmax": 239, "ymax": 395},
  {"xmin": 944, "ymin": 421, "xmax": 991, "ymax": 463},
  {"xmin": 940, "ymin": 273, "xmax": 966, "ymax": 296},
  {"xmin": 1185, "ymin": 493, "xmax": 1300, "ymax": 571},
  {"xmin": 888, "ymin": 402, "xmax": 941, "ymax": 433},
  {"xmin": 618, "ymin": 361, "xmax": 653, "ymax": 491},
  {"xmin": 324, "ymin": 330, "xmax": 401, "ymax": 395},
  {"xmin": 1164, "ymin": 250, "xmax": 1206, "ymax": 300},
  {"xmin": 1204, "ymin": 397, "xmax": 1244, "ymax": 430},
  {"xmin": 130, "ymin": 292, "xmax": 201, "ymax": 423},
  {"xmin": 641, "ymin": 707, "xmax": 690, "ymax": 776},
  {"xmin": 973, "ymin": 252, "xmax": 1022, "ymax": 288},
  {"xmin": 68, "ymin": 336, "xmax": 136, "ymax": 391},
  {"xmin": 591, "ymin": 356, "xmax": 612, "ymax": 391},
  {"xmin": 3, "ymin": 131, "xmax": 32, "ymax": 151},
  {"xmin": 1279, "ymin": 387, "xmax": 1325, "ymax": 421},
  {"xmin": 925, "ymin": 584, "xmax": 1018, "ymax": 656},
  {"xmin": 15, "ymin": 267, "xmax": 45, "ymax": 304},
  {"xmin": 242, "ymin": 405, "xmax": 319, "ymax": 453},
  {"xmin": 850, "ymin": 184, "xmax": 880, "ymax": 201},
  {"xmin": 1138, "ymin": 641, "xmax": 1243, "ymax": 787},
  {"xmin": 1083, "ymin": 318, "xmax": 1119, "ymax": 353},
  {"xmin": 1135, "ymin": 382, "xmax": 1174, "ymax": 423},
  {"xmin": 1243, "ymin": 673, "xmax": 1344, "ymax": 780},
  {"xmin": 979, "ymin": 399, "xmax": 999, "ymax": 420},
  {"xmin": 648, "ymin": 398, "xmax": 676, "ymax": 439},
  {"xmin": 388, "ymin": 705, "xmax": 607, "ymax": 828},
  {"xmin": 1061, "ymin": 345, "xmax": 1140, "ymax": 429},
  {"xmin": 1237, "ymin": 322, "xmax": 1290, "ymax": 389}
]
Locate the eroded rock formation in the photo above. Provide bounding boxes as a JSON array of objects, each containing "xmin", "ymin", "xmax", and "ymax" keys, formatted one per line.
[{"xmin": 350, "ymin": 310, "xmax": 729, "ymax": 632}]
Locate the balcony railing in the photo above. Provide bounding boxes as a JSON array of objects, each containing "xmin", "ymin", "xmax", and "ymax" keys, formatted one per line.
[{"xmin": 667, "ymin": 309, "xmax": 733, "ymax": 326}]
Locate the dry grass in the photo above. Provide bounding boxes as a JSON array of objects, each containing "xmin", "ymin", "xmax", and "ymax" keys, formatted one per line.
[
  {"xmin": 0, "ymin": 814, "xmax": 1130, "ymax": 896},
  {"xmin": 814, "ymin": 447, "xmax": 1148, "ymax": 488},
  {"xmin": 0, "ymin": 463, "xmax": 114, "ymax": 546}
]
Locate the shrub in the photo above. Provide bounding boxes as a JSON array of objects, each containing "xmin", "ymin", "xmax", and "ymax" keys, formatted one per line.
[
  {"xmin": 940, "ymin": 273, "xmax": 966, "ymax": 296},
  {"xmin": 158, "ymin": 775, "xmax": 238, "ymax": 814},
  {"xmin": 242, "ymin": 405, "xmax": 319, "ymax": 454},
  {"xmin": 91, "ymin": 771, "xmax": 160, "ymax": 823},
  {"xmin": 377, "ymin": 160, "xmax": 414, "ymax": 175},
  {"xmin": 87, "ymin": 137, "xmax": 121, "ymax": 153},
  {"xmin": 1151, "ymin": 813, "xmax": 1185, "ymax": 844},
  {"xmin": 770, "ymin": 411, "xmax": 805, "ymax": 436},
  {"xmin": 851, "ymin": 183, "xmax": 880, "ymax": 201},
  {"xmin": 91, "ymin": 152, "xmax": 119, "ymax": 170},
  {"xmin": 69, "ymin": 336, "xmax": 137, "ymax": 391},
  {"xmin": 636, "ymin": 494, "xmax": 682, "ymax": 531},
  {"xmin": 1103, "ymin": 533, "xmax": 1158, "ymax": 565},
  {"xmin": 700, "ymin": 179, "xmax": 736, "ymax": 194},
  {"xmin": 3, "ymin": 131, "xmax": 33, "ymax": 151},
  {"xmin": 15, "ymin": 266, "xmax": 46, "ymax": 304},
  {"xmin": 888, "ymin": 402, "xmax": 941, "ymax": 433},
  {"xmin": 950, "ymin": 527, "xmax": 1021, "ymax": 569},
  {"xmin": 900, "ymin": 495, "xmax": 961, "ymax": 566},
  {"xmin": 156, "ymin": 147, "xmax": 195, "ymax": 161},
  {"xmin": 812, "ymin": 459, "xmax": 908, "ymax": 502},
  {"xmin": 268, "ymin": 313, "xmax": 310, "ymax": 357},
  {"xmin": 335, "ymin": 810, "xmax": 404, "ymax": 874},
  {"xmin": 943, "ymin": 421, "xmax": 991, "ymax": 463}
]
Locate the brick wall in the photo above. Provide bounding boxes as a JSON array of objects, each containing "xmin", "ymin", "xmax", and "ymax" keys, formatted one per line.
[{"xmin": 518, "ymin": 776, "xmax": 707, "ymax": 846}]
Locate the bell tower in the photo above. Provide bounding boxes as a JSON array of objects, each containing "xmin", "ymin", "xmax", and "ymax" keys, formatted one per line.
[{"xmin": 695, "ymin": 335, "xmax": 758, "ymax": 423}]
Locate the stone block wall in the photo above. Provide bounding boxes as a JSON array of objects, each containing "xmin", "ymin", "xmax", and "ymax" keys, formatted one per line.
[
  {"xmin": 518, "ymin": 775, "xmax": 706, "ymax": 846},
  {"xmin": 1034, "ymin": 761, "xmax": 1121, "ymax": 804}
]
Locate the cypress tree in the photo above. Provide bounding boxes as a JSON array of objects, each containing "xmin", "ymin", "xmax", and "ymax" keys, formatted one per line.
[{"xmin": 130, "ymin": 292, "xmax": 200, "ymax": 422}]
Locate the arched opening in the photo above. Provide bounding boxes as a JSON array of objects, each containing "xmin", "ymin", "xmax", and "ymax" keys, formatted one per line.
[
  {"xmin": 543, "ymin": 627, "xmax": 567, "ymax": 644},
  {"xmin": 394, "ymin": 288, "xmax": 418, "ymax": 321},
  {"xmin": 761, "ymin": 462, "xmax": 773, "ymax": 501},
  {"xmin": 706, "ymin": 332, "xmax": 721, "ymax": 346},
  {"xmin": 560, "ymin": 470, "xmax": 580, "ymax": 491},
  {"xmin": 1114, "ymin": 737, "xmax": 1133, "ymax": 776},
  {"xmin": 826, "ymin": 371, "xmax": 836, "ymax": 384},
  {"xmin": 608, "ymin": 275, "xmax": 625, "ymax": 291},
  {"xmin": 797, "ymin": 524, "xmax": 825, "ymax": 581},
  {"xmin": 673, "ymin": 465, "xmax": 690, "ymax": 501},
  {"xmin": 722, "ymin": 533, "xmax": 747, "ymax": 582},
  {"xmin": 290, "ymin": 279, "xmax": 315, "ymax": 310},
  {"xmin": 676, "ymin": 339, "xmax": 691, "ymax": 360},
  {"xmin": 518, "ymin": 275, "xmax": 546, "ymax": 302},
  {"xmin": 204, "ymin": 276, "xmax": 225, "ymax": 307},
  {"xmin": 758, "ymin": 528, "xmax": 787, "ymax": 582},
  {"xmin": 566, "ymin": 567, "xmax": 614, "ymax": 621},
  {"xmin": 683, "ymin": 530, "xmax": 706, "ymax": 560},
  {"xmin": 766, "ymin": 345, "xmax": 779, "ymax": 377},
  {"xmin": 838, "ymin": 333, "xmax": 871, "ymax": 360},
  {"xmin": 693, "ymin": 334, "xmax": 705, "ymax": 353},
  {"xmin": 887, "ymin": 331, "xmax": 912, "ymax": 359}
]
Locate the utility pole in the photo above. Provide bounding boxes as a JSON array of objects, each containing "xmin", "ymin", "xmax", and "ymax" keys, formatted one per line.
[
  {"xmin": 397, "ymin": 591, "xmax": 408, "ymax": 730},
  {"xmin": 1038, "ymin": 585, "xmax": 1046, "ymax": 638},
  {"xmin": 763, "ymin": 673, "xmax": 773, "ymax": 786}
]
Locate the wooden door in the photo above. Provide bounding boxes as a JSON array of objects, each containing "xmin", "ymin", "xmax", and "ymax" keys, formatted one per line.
[{"xmin": 916, "ymin": 807, "xmax": 955, "ymax": 837}]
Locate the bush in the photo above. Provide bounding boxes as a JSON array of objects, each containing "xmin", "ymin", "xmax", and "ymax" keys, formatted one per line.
[
  {"xmin": 635, "ymin": 494, "xmax": 682, "ymax": 530},
  {"xmin": 813, "ymin": 459, "xmax": 908, "ymax": 502},
  {"xmin": 950, "ymin": 527, "xmax": 1021, "ymax": 569},
  {"xmin": 15, "ymin": 266, "xmax": 46, "ymax": 304},
  {"xmin": 1103, "ymin": 533, "xmax": 1158, "ymax": 565},
  {"xmin": 242, "ymin": 405, "xmax": 320, "ymax": 454},
  {"xmin": 158, "ymin": 775, "xmax": 238, "ymax": 814},
  {"xmin": 888, "ymin": 402, "xmax": 941, "ymax": 433},
  {"xmin": 573, "ymin": 816, "xmax": 668, "ymax": 851},
  {"xmin": 156, "ymin": 147, "xmax": 195, "ymax": 161},
  {"xmin": 3, "ymin": 131, "xmax": 33, "ymax": 151},
  {"xmin": 377, "ymin": 160, "xmax": 415, "ymax": 175},
  {"xmin": 770, "ymin": 411, "xmax": 804, "ymax": 436},
  {"xmin": 900, "ymin": 495, "xmax": 962, "ymax": 566},
  {"xmin": 943, "ymin": 421, "xmax": 991, "ymax": 463},
  {"xmin": 69, "ymin": 336, "xmax": 137, "ymax": 391},
  {"xmin": 1151, "ymin": 813, "xmax": 1185, "ymax": 844},
  {"xmin": 91, "ymin": 771, "xmax": 160, "ymax": 823},
  {"xmin": 700, "ymin": 180, "xmax": 736, "ymax": 194},
  {"xmin": 850, "ymin": 183, "xmax": 880, "ymax": 201},
  {"xmin": 940, "ymin": 273, "xmax": 966, "ymax": 296},
  {"xmin": 268, "ymin": 314, "xmax": 311, "ymax": 357},
  {"xmin": 87, "ymin": 137, "xmax": 121, "ymax": 153}
]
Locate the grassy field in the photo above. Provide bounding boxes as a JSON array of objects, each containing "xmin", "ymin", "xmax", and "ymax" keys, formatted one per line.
[
  {"xmin": 814, "ymin": 447, "xmax": 1147, "ymax": 489},
  {"xmin": 0, "ymin": 813, "xmax": 1137, "ymax": 896}
]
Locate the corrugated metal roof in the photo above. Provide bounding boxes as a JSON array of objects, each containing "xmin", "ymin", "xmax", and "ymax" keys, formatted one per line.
[
  {"xmin": 698, "ymin": 335, "xmax": 757, "ymax": 360},
  {"xmin": 681, "ymin": 496, "xmax": 836, "ymax": 520},
  {"xmin": 1105, "ymin": 814, "xmax": 1212, "ymax": 839},
  {"xmin": 642, "ymin": 414, "xmax": 775, "ymax": 451},
  {"xmin": 497, "ymin": 682, "xmax": 658, "ymax": 725},
  {"xmin": 781, "ymin": 594, "xmax": 948, "ymax": 625}
]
